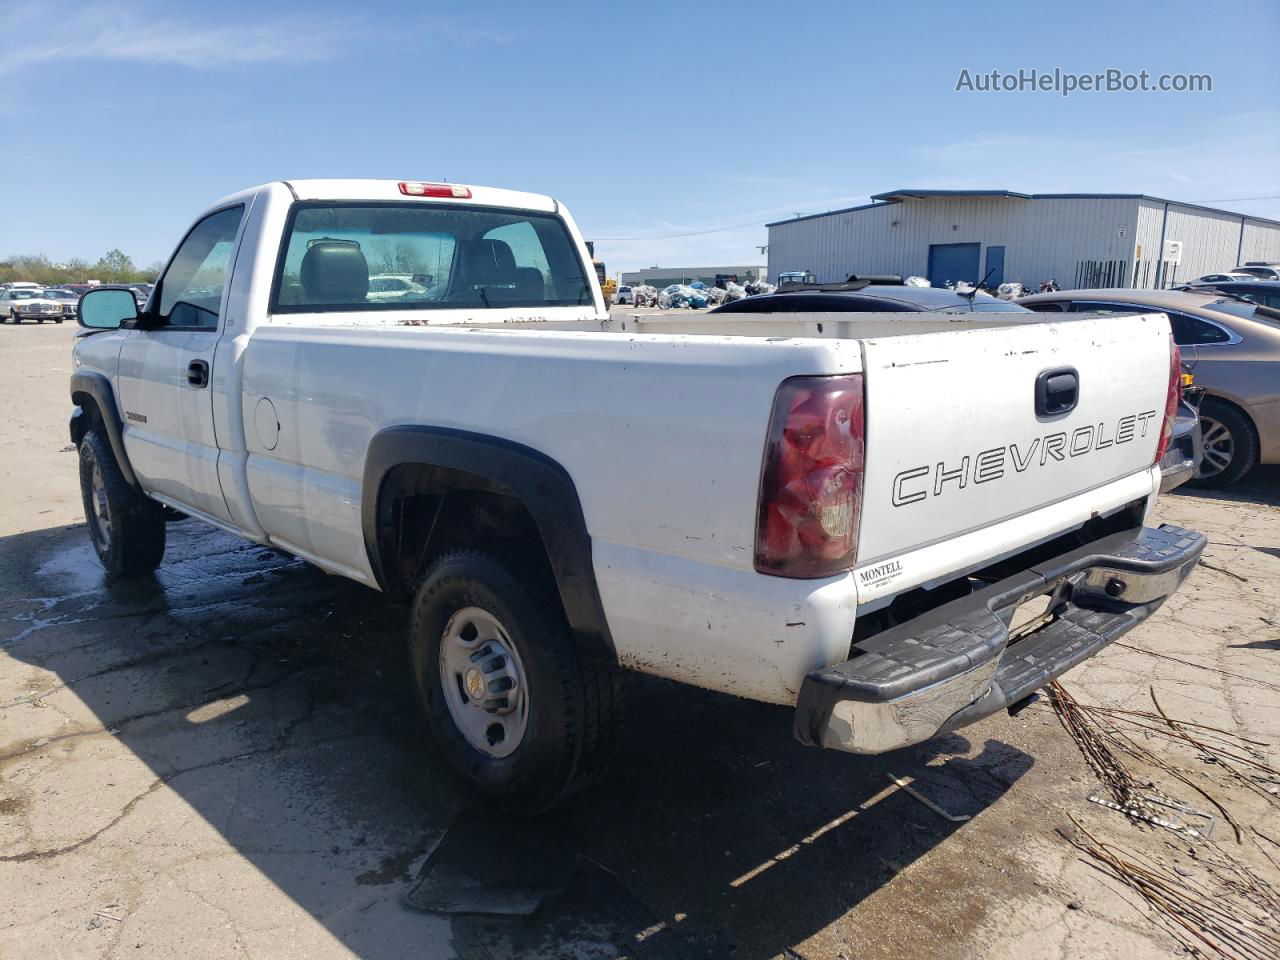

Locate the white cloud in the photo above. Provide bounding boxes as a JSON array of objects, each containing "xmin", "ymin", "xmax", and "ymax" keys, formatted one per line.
[{"xmin": 0, "ymin": 0, "xmax": 354, "ymax": 75}]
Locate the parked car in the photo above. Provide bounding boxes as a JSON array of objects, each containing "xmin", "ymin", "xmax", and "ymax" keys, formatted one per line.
[
  {"xmin": 710, "ymin": 277, "xmax": 1037, "ymax": 314},
  {"xmin": 1020, "ymin": 288, "xmax": 1280, "ymax": 488},
  {"xmin": 613, "ymin": 285, "xmax": 634, "ymax": 305},
  {"xmin": 1, "ymin": 287, "xmax": 64, "ymax": 323},
  {"xmin": 367, "ymin": 273, "xmax": 431, "ymax": 302},
  {"xmin": 1177, "ymin": 279, "xmax": 1280, "ymax": 310},
  {"xmin": 1191, "ymin": 272, "xmax": 1257, "ymax": 284},
  {"xmin": 40, "ymin": 288, "xmax": 81, "ymax": 321},
  {"xmin": 69, "ymin": 178, "xmax": 1203, "ymax": 812},
  {"xmin": 1234, "ymin": 263, "xmax": 1280, "ymax": 281}
]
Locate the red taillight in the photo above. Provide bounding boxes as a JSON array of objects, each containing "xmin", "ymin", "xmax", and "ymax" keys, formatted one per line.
[
  {"xmin": 1153, "ymin": 335, "xmax": 1183, "ymax": 465},
  {"xmin": 398, "ymin": 181, "xmax": 472, "ymax": 199},
  {"xmin": 755, "ymin": 374, "xmax": 865, "ymax": 578}
]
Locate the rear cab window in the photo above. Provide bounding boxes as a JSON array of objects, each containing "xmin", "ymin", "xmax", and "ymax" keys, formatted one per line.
[{"xmin": 272, "ymin": 203, "xmax": 593, "ymax": 313}]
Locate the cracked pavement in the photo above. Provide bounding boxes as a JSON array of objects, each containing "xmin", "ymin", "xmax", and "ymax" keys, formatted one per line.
[{"xmin": 2, "ymin": 321, "xmax": 1277, "ymax": 959}]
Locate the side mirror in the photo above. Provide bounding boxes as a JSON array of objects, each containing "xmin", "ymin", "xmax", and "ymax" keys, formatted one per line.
[{"xmin": 78, "ymin": 288, "xmax": 140, "ymax": 330}]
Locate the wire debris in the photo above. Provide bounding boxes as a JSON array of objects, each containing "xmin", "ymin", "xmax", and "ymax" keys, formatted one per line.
[
  {"xmin": 1059, "ymin": 816, "xmax": 1280, "ymax": 960},
  {"xmin": 1048, "ymin": 681, "xmax": 1280, "ymax": 959}
]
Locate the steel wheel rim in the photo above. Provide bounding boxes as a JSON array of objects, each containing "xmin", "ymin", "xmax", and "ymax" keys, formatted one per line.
[
  {"xmin": 1197, "ymin": 416, "xmax": 1234, "ymax": 478},
  {"xmin": 89, "ymin": 461, "xmax": 111, "ymax": 545},
  {"xmin": 438, "ymin": 606, "xmax": 528, "ymax": 759}
]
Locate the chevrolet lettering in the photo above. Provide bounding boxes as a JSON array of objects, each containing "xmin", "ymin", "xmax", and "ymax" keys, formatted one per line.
[{"xmin": 892, "ymin": 410, "xmax": 1159, "ymax": 507}]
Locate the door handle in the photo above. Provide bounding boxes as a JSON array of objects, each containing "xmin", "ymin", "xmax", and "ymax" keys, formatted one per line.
[
  {"xmin": 1034, "ymin": 366, "xmax": 1078, "ymax": 417},
  {"xmin": 187, "ymin": 359, "xmax": 210, "ymax": 388}
]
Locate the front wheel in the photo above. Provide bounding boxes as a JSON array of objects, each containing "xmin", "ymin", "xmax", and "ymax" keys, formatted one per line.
[
  {"xmin": 1189, "ymin": 400, "xmax": 1258, "ymax": 489},
  {"xmin": 78, "ymin": 429, "xmax": 166, "ymax": 577},
  {"xmin": 409, "ymin": 550, "xmax": 620, "ymax": 814}
]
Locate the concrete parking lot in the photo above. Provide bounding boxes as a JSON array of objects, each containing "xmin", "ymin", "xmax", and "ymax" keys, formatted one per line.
[{"xmin": 2, "ymin": 320, "xmax": 1277, "ymax": 960}]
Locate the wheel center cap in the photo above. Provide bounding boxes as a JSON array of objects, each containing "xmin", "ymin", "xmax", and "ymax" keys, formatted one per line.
[{"xmin": 464, "ymin": 668, "xmax": 485, "ymax": 701}]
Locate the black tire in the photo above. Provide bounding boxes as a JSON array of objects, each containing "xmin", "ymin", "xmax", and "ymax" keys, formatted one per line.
[
  {"xmin": 409, "ymin": 549, "xmax": 620, "ymax": 814},
  {"xmin": 55, "ymin": 318, "xmax": 64, "ymax": 324},
  {"xmin": 1188, "ymin": 399, "xmax": 1258, "ymax": 489},
  {"xmin": 78, "ymin": 428, "xmax": 166, "ymax": 577},
  {"xmin": 36, "ymin": 317, "xmax": 44, "ymax": 324}
]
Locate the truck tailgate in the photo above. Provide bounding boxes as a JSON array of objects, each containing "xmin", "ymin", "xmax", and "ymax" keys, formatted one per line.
[{"xmin": 856, "ymin": 313, "xmax": 1170, "ymax": 569}]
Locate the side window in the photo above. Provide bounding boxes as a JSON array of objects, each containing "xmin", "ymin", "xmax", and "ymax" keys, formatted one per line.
[
  {"xmin": 1167, "ymin": 312, "xmax": 1231, "ymax": 346},
  {"xmin": 1067, "ymin": 301, "xmax": 1128, "ymax": 314},
  {"xmin": 1025, "ymin": 301, "xmax": 1066, "ymax": 312},
  {"xmin": 155, "ymin": 206, "xmax": 245, "ymax": 330}
]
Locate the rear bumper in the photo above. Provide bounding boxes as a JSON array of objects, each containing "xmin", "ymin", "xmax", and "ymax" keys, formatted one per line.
[
  {"xmin": 1158, "ymin": 406, "xmax": 1202, "ymax": 494},
  {"xmin": 793, "ymin": 523, "xmax": 1206, "ymax": 754}
]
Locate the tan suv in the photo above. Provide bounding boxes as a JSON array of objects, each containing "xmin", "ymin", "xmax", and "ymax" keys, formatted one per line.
[{"xmin": 1020, "ymin": 288, "xmax": 1280, "ymax": 488}]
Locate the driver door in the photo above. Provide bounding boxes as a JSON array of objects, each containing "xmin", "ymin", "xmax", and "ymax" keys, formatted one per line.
[{"xmin": 117, "ymin": 205, "xmax": 245, "ymax": 524}]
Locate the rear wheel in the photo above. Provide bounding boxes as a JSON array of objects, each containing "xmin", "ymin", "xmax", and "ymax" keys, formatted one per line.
[
  {"xmin": 78, "ymin": 428, "xmax": 166, "ymax": 577},
  {"xmin": 1189, "ymin": 400, "xmax": 1258, "ymax": 489},
  {"xmin": 409, "ymin": 550, "xmax": 620, "ymax": 814}
]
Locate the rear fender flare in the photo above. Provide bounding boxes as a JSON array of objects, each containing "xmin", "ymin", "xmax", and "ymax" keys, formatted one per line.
[{"xmin": 362, "ymin": 426, "xmax": 616, "ymax": 665}]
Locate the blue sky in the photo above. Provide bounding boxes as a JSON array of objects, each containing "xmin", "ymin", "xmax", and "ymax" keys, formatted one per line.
[{"xmin": 1, "ymin": 0, "xmax": 1277, "ymax": 274}]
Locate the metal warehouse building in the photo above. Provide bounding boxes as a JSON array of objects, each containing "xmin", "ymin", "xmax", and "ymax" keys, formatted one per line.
[{"xmin": 766, "ymin": 189, "xmax": 1280, "ymax": 290}]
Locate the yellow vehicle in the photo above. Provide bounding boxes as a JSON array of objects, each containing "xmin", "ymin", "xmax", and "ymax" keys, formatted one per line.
[
  {"xmin": 585, "ymin": 241, "xmax": 616, "ymax": 305},
  {"xmin": 593, "ymin": 259, "xmax": 616, "ymax": 305}
]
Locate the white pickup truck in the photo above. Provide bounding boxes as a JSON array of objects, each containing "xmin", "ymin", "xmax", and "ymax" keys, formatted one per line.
[{"xmin": 70, "ymin": 179, "xmax": 1205, "ymax": 812}]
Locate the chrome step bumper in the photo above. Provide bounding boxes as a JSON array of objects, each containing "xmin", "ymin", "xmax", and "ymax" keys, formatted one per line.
[{"xmin": 793, "ymin": 524, "xmax": 1206, "ymax": 754}]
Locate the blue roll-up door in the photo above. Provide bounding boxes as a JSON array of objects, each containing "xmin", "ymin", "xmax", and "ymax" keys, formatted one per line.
[
  {"xmin": 984, "ymin": 245, "xmax": 1005, "ymax": 286},
  {"xmin": 927, "ymin": 243, "xmax": 981, "ymax": 286}
]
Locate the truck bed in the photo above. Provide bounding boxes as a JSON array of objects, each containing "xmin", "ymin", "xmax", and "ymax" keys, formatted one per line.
[{"xmin": 239, "ymin": 308, "xmax": 1171, "ymax": 702}]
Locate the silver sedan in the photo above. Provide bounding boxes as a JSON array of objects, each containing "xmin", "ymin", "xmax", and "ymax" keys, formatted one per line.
[{"xmin": 1019, "ymin": 288, "xmax": 1280, "ymax": 488}]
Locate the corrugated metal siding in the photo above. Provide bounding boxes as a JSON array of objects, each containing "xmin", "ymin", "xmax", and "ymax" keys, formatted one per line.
[
  {"xmin": 1133, "ymin": 202, "xmax": 1280, "ymax": 286},
  {"xmin": 769, "ymin": 196, "xmax": 1140, "ymax": 289},
  {"xmin": 1159, "ymin": 205, "xmax": 1249, "ymax": 286},
  {"xmin": 1133, "ymin": 200, "xmax": 1167, "ymax": 288},
  {"xmin": 1240, "ymin": 221, "xmax": 1280, "ymax": 265},
  {"xmin": 1005, "ymin": 198, "xmax": 1137, "ymax": 289}
]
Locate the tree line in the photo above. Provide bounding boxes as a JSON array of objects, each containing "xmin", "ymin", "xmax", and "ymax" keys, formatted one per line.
[{"xmin": 0, "ymin": 250, "xmax": 163, "ymax": 287}]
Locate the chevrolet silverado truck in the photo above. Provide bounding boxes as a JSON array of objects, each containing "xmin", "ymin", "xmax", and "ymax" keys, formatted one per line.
[{"xmin": 70, "ymin": 179, "xmax": 1205, "ymax": 812}]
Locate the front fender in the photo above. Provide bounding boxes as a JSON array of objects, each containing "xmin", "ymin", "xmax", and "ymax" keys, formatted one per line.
[{"xmin": 69, "ymin": 371, "xmax": 137, "ymax": 488}]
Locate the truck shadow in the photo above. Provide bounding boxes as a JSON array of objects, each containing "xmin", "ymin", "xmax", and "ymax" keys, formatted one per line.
[{"xmin": 0, "ymin": 521, "xmax": 1032, "ymax": 959}]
